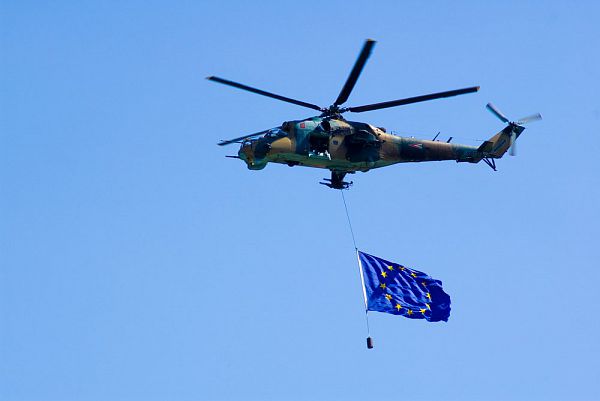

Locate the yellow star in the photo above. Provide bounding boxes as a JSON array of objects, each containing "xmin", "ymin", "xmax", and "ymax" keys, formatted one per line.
[
  {"xmin": 411, "ymin": 272, "xmax": 417, "ymax": 278},
  {"xmin": 385, "ymin": 294, "xmax": 392, "ymax": 301},
  {"xmin": 420, "ymin": 308, "xmax": 426, "ymax": 314},
  {"xmin": 379, "ymin": 283, "xmax": 386, "ymax": 289},
  {"xmin": 395, "ymin": 303, "xmax": 402, "ymax": 311},
  {"xmin": 421, "ymin": 281, "xmax": 427, "ymax": 287},
  {"xmin": 407, "ymin": 310, "xmax": 413, "ymax": 315},
  {"xmin": 387, "ymin": 265, "xmax": 394, "ymax": 271},
  {"xmin": 426, "ymin": 293, "xmax": 431, "ymax": 300},
  {"xmin": 400, "ymin": 266, "xmax": 405, "ymax": 271},
  {"xmin": 381, "ymin": 271, "xmax": 387, "ymax": 278}
]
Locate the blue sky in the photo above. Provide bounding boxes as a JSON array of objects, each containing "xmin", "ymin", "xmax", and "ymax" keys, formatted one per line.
[{"xmin": 2, "ymin": 1, "xmax": 600, "ymax": 400}]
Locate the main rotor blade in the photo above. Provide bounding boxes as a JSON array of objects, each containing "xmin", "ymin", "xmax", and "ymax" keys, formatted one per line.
[
  {"xmin": 207, "ymin": 76, "xmax": 323, "ymax": 112},
  {"xmin": 347, "ymin": 86, "xmax": 480, "ymax": 113},
  {"xmin": 516, "ymin": 113, "xmax": 542, "ymax": 125},
  {"xmin": 486, "ymin": 102, "xmax": 510, "ymax": 124},
  {"xmin": 333, "ymin": 39, "xmax": 376, "ymax": 106},
  {"xmin": 217, "ymin": 128, "xmax": 274, "ymax": 146}
]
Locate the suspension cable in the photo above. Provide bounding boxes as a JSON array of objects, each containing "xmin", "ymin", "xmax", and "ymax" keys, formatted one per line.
[{"xmin": 340, "ymin": 190, "xmax": 372, "ymax": 345}]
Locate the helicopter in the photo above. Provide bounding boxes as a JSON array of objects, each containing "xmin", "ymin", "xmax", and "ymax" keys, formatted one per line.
[{"xmin": 208, "ymin": 39, "xmax": 541, "ymax": 189}]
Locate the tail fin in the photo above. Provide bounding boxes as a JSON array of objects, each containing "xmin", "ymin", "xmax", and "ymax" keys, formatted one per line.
[{"xmin": 478, "ymin": 125, "xmax": 525, "ymax": 158}]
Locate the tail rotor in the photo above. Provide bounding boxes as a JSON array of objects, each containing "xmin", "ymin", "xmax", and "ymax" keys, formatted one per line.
[{"xmin": 486, "ymin": 103, "xmax": 542, "ymax": 156}]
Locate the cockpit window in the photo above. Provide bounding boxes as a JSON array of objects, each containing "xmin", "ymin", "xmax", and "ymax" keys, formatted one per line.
[
  {"xmin": 281, "ymin": 121, "xmax": 292, "ymax": 133},
  {"xmin": 353, "ymin": 122, "xmax": 374, "ymax": 133},
  {"xmin": 265, "ymin": 128, "xmax": 285, "ymax": 139}
]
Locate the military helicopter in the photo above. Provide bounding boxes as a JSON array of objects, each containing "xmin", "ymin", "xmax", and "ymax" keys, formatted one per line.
[{"xmin": 208, "ymin": 39, "xmax": 541, "ymax": 189}]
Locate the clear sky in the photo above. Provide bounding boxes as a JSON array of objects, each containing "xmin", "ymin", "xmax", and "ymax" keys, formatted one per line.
[{"xmin": 2, "ymin": 1, "xmax": 600, "ymax": 400}]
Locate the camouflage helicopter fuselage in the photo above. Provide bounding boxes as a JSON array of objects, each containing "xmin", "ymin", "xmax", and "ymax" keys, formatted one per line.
[
  {"xmin": 210, "ymin": 40, "xmax": 539, "ymax": 188},
  {"xmin": 237, "ymin": 116, "xmax": 519, "ymax": 187}
]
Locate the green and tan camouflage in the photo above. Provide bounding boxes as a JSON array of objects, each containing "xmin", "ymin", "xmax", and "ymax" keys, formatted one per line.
[
  {"xmin": 209, "ymin": 39, "xmax": 540, "ymax": 189},
  {"xmin": 232, "ymin": 115, "xmax": 527, "ymax": 189}
]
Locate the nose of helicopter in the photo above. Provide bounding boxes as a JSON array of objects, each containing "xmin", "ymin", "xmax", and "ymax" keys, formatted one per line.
[
  {"xmin": 238, "ymin": 143, "xmax": 251, "ymax": 162},
  {"xmin": 238, "ymin": 143, "xmax": 266, "ymax": 170}
]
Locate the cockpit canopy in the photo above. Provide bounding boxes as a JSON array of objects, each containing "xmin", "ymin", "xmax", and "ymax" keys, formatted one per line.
[
  {"xmin": 281, "ymin": 121, "xmax": 293, "ymax": 133},
  {"xmin": 263, "ymin": 127, "xmax": 286, "ymax": 139}
]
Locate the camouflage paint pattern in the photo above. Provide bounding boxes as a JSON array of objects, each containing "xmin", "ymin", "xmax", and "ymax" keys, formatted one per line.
[{"xmin": 236, "ymin": 116, "xmax": 517, "ymax": 175}]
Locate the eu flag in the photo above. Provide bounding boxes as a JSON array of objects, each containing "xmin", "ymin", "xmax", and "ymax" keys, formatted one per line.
[{"xmin": 358, "ymin": 251, "xmax": 451, "ymax": 322}]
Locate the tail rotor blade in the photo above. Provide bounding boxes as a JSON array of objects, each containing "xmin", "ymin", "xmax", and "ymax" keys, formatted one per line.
[
  {"xmin": 517, "ymin": 113, "xmax": 542, "ymax": 125},
  {"xmin": 486, "ymin": 102, "xmax": 510, "ymax": 124},
  {"xmin": 485, "ymin": 103, "xmax": 539, "ymax": 156},
  {"xmin": 509, "ymin": 131, "xmax": 517, "ymax": 156}
]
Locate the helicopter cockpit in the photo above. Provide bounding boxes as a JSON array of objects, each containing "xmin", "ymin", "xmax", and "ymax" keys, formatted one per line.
[
  {"xmin": 263, "ymin": 128, "xmax": 286, "ymax": 139},
  {"xmin": 281, "ymin": 121, "xmax": 293, "ymax": 133}
]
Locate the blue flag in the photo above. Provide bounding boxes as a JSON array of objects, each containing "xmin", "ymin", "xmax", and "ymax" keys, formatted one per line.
[{"xmin": 358, "ymin": 251, "xmax": 451, "ymax": 322}]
